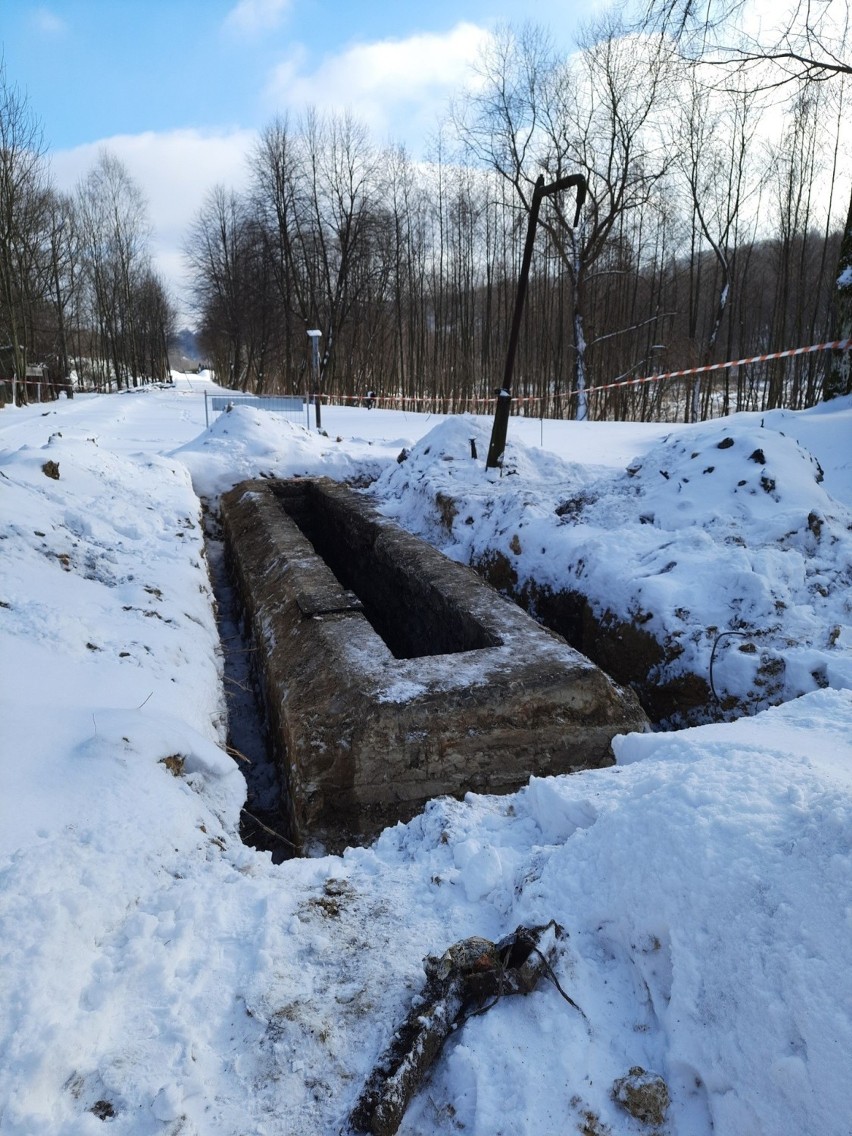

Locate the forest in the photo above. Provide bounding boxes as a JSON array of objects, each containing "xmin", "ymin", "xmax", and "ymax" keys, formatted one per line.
[{"xmin": 2, "ymin": 2, "xmax": 850, "ymax": 421}]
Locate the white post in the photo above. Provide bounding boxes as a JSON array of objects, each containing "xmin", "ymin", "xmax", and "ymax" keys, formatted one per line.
[{"xmin": 307, "ymin": 329, "xmax": 322, "ymax": 430}]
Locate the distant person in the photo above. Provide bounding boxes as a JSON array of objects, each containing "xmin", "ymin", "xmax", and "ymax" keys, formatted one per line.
[{"xmin": 365, "ymin": 389, "xmax": 375, "ymax": 409}]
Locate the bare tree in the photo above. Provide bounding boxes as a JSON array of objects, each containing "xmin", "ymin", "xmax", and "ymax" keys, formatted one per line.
[
  {"xmin": 185, "ymin": 186, "xmax": 255, "ymax": 389},
  {"xmin": 39, "ymin": 189, "xmax": 87, "ymax": 395},
  {"xmin": 454, "ymin": 19, "xmax": 668, "ymax": 419},
  {"xmin": 300, "ymin": 109, "xmax": 380, "ymax": 386},
  {"xmin": 640, "ymin": 0, "xmax": 851, "ymax": 398},
  {"xmin": 248, "ymin": 109, "xmax": 382, "ymax": 393},
  {"xmin": 382, "ymin": 143, "xmax": 429, "ymax": 398},
  {"xmin": 135, "ymin": 269, "xmax": 175, "ymax": 383},
  {"xmin": 673, "ymin": 69, "xmax": 762, "ymax": 418},
  {"xmin": 76, "ymin": 151, "xmax": 156, "ymax": 388},
  {"xmin": 181, "ymin": 27, "xmax": 839, "ymax": 418},
  {"xmin": 0, "ymin": 61, "xmax": 51, "ymax": 401},
  {"xmin": 826, "ymin": 185, "xmax": 852, "ymax": 396},
  {"xmin": 642, "ymin": 0, "xmax": 850, "ymax": 82},
  {"xmin": 249, "ymin": 114, "xmax": 305, "ymax": 375}
]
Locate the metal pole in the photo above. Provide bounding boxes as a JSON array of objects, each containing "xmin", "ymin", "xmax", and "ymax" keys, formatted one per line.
[
  {"xmin": 313, "ymin": 338, "xmax": 321, "ymax": 430},
  {"xmin": 307, "ymin": 330, "xmax": 322, "ymax": 430},
  {"xmin": 486, "ymin": 174, "xmax": 586, "ymax": 470}
]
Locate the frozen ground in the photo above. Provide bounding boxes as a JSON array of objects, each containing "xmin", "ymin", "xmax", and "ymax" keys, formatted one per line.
[{"xmin": 1, "ymin": 376, "xmax": 850, "ymax": 1135}]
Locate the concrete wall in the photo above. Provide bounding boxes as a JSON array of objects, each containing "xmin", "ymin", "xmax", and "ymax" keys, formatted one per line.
[{"xmin": 221, "ymin": 478, "xmax": 648, "ymax": 853}]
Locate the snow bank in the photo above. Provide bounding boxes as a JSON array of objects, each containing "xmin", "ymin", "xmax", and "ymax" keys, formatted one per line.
[
  {"xmin": 1, "ymin": 386, "xmax": 851, "ymax": 1135},
  {"xmin": 372, "ymin": 413, "xmax": 852, "ymax": 719},
  {"xmin": 172, "ymin": 405, "xmax": 405, "ymax": 500},
  {"xmin": 0, "ymin": 432, "xmax": 225, "ymax": 750},
  {"xmin": 372, "ymin": 687, "xmax": 852, "ymax": 1136}
]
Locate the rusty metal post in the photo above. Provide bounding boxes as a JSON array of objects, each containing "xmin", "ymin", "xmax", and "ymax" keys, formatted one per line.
[{"xmin": 485, "ymin": 174, "xmax": 586, "ymax": 471}]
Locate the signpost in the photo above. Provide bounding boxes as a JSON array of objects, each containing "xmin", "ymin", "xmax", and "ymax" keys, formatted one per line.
[{"xmin": 307, "ymin": 329, "xmax": 322, "ymax": 429}]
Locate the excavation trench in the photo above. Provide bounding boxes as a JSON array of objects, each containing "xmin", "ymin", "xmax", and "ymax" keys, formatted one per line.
[
  {"xmin": 218, "ymin": 477, "xmax": 647, "ymax": 856},
  {"xmin": 203, "ymin": 508, "xmax": 293, "ymax": 863}
]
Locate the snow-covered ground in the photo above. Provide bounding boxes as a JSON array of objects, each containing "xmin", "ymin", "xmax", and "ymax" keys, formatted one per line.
[
  {"xmin": 371, "ymin": 407, "xmax": 852, "ymax": 724},
  {"xmin": 1, "ymin": 376, "xmax": 850, "ymax": 1135}
]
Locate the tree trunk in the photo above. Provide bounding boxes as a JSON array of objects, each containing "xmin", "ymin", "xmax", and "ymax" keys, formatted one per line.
[{"xmin": 825, "ymin": 185, "xmax": 852, "ymax": 399}]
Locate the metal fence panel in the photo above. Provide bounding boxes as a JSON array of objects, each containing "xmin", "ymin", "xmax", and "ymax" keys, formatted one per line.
[{"xmin": 206, "ymin": 394, "xmax": 306, "ymax": 426}]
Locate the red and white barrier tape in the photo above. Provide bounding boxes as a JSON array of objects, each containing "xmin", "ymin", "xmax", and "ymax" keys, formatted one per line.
[
  {"xmin": 581, "ymin": 338, "xmax": 852, "ymax": 397},
  {"xmin": 314, "ymin": 337, "xmax": 851, "ymax": 410}
]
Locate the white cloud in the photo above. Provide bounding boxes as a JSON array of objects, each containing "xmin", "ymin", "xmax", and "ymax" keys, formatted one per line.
[
  {"xmin": 32, "ymin": 7, "xmax": 67, "ymax": 35},
  {"xmin": 49, "ymin": 129, "xmax": 257, "ymax": 322},
  {"xmin": 38, "ymin": 23, "xmax": 492, "ymax": 320},
  {"xmin": 265, "ymin": 22, "xmax": 492, "ymax": 148},
  {"xmin": 224, "ymin": 0, "xmax": 291, "ymax": 35}
]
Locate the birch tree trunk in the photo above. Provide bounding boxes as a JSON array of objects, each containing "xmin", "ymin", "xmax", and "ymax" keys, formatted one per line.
[{"xmin": 825, "ymin": 185, "xmax": 852, "ymax": 399}]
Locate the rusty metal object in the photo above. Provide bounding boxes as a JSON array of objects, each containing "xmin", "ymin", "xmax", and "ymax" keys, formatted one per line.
[{"xmin": 486, "ymin": 173, "xmax": 587, "ymax": 471}]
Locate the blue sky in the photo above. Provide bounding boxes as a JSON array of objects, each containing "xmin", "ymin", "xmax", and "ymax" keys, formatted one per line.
[
  {"xmin": 5, "ymin": 0, "xmax": 586, "ymax": 150},
  {"xmin": 2, "ymin": 0, "xmax": 589, "ymax": 316}
]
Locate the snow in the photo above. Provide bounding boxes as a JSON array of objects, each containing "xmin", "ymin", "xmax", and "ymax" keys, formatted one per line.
[
  {"xmin": 372, "ymin": 406, "xmax": 852, "ymax": 721},
  {"xmin": 1, "ymin": 375, "xmax": 851, "ymax": 1135}
]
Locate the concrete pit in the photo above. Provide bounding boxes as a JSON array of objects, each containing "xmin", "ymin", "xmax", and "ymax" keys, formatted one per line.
[{"xmin": 221, "ymin": 477, "xmax": 647, "ymax": 853}]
